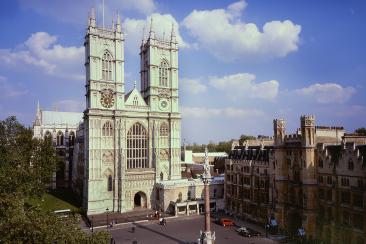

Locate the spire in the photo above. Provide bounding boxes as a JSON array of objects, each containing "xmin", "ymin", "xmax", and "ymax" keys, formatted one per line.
[
  {"xmin": 116, "ymin": 12, "xmax": 121, "ymax": 32},
  {"xmin": 133, "ymin": 80, "xmax": 137, "ymax": 89},
  {"xmin": 35, "ymin": 100, "xmax": 41, "ymax": 126},
  {"xmin": 112, "ymin": 17, "xmax": 115, "ymax": 31},
  {"xmin": 149, "ymin": 17, "xmax": 155, "ymax": 39}
]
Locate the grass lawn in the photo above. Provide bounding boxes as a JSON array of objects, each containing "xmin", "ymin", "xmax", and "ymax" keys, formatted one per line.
[{"xmin": 30, "ymin": 188, "xmax": 81, "ymax": 213}]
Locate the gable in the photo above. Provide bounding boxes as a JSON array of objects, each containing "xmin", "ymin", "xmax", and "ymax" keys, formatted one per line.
[{"xmin": 125, "ymin": 88, "xmax": 147, "ymax": 107}]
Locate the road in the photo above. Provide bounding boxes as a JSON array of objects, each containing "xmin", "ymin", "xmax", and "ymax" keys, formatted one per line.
[{"xmin": 108, "ymin": 215, "xmax": 277, "ymax": 244}]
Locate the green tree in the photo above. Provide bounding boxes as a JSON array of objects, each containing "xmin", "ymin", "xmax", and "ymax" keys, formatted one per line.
[
  {"xmin": 238, "ymin": 134, "xmax": 256, "ymax": 145},
  {"xmin": 0, "ymin": 116, "xmax": 110, "ymax": 243},
  {"xmin": 355, "ymin": 127, "xmax": 366, "ymax": 135}
]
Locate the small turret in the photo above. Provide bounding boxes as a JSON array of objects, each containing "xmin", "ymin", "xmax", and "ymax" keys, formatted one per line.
[
  {"xmin": 273, "ymin": 119, "xmax": 285, "ymax": 146},
  {"xmin": 89, "ymin": 7, "xmax": 96, "ymax": 27},
  {"xmin": 300, "ymin": 115, "xmax": 315, "ymax": 147},
  {"xmin": 149, "ymin": 17, "xmax": 155, "ymax": 40},
  {"xmin": 170, "ymin": 22, "xmax": 177, "ymax": 44},
  {"xmin": 116, "ymin": 12, "xmax": 121, "ymax": 33}
]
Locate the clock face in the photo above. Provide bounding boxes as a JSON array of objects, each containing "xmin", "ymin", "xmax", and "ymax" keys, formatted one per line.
[
  {"xmin": 159, "ymin": 99, "xmax": 169, "ymax": 111},
  {"xmin": 100, "ymin": 89, "xmax": 115, "ymax": 108}
]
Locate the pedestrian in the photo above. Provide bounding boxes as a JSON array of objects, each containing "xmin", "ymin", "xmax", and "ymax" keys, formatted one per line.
[{"xmin": 131, "ymin": 226, "xmax": 135, "ymax": 233}]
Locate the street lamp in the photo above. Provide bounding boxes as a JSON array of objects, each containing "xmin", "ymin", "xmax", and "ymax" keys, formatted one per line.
[
  {"xmin": 198, "ymin": 147, "xmax": 215, "ymax": 244},
  {"xmin": 106, "ymin": 207, "xmax": 109, "ymax": 230}
]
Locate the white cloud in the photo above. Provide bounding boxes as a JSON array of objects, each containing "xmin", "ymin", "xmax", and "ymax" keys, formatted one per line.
[
  {"xmin": 0, "ymin": 32, "xmax": 84, "ymax": 81},
  {"xmin": 52, "ymin": 100, "xmax": 85, "ymax": 112},
  {"xmin": 181, "ymin": 78, "xmax": 207, "ymax": 94},
  {"xmin": 0, "ymin": 76, "xmax": 29, "ymax": 98},
  {"xmin": 295, "ymin": 83, "xmax": 355, "ymax": 104},
  {"xmin": 181, "ymin": 106, "xmax": 264, "ymax": 118},
  {"xmin": 182, "ymin": 1, "xmax": 301, "ymax": 61},
  {"xmin": 209, "ymin": 73, "xmax": 279, "ymax": 99},
  {"xmin": 123, "ymin": 13, "xmax": 188, "ymax": 54}
]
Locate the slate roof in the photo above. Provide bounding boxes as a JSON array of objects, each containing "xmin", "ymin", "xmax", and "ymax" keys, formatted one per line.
[{"xmin": 41, "ymin": 111, "xmax": 83, "ymax": 127}]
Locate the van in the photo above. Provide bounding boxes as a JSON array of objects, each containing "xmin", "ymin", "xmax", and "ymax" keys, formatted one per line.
[{"xmin": 220, "ymin": 218, "xmax": 234, "ymax": 227}]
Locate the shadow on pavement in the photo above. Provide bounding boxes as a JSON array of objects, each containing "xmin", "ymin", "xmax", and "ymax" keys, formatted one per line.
[{"xmin": 134, "ymin": 222, "xmax": 190, "ymax": 244}]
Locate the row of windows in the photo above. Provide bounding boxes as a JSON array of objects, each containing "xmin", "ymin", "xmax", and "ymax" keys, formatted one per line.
[
  {"xmin": 319, "ymin": 158, "xmax": 354, "ymax": 170},
  {"xmin": 44, "ymin": 131, "xmax": 75, "ymax": 146}
]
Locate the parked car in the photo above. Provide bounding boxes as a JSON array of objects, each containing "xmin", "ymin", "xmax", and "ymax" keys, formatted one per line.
[
  {"xmin": 220, "ymin": 218, "xmax": 234, "ymax": 227},
  {"xmin": 237, "ymin": 227, "xmax": 261, "ymax": 237}
]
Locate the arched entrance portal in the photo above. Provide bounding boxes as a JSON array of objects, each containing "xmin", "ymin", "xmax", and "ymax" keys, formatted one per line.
[{"xmin": 134, "ymin": 191, "xmax": 147, "ymax": 208}]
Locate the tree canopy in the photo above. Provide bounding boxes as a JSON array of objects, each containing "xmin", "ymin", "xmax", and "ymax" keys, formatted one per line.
[
  {"xmin": 355, "ymin": 127, "xmax": 366, "ymax": 135},
  {"xmin": 0, "ymin": 116, "xmax": 110, "ymax": 243},
  {"xmin": 184, "ymin": 134, "xmax": 256, "ymax": 154}
]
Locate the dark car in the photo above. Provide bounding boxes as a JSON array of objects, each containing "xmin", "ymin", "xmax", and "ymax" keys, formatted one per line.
[{"xmin": 237, "ymin": 227, "xmax": 261, "ymax": 237}]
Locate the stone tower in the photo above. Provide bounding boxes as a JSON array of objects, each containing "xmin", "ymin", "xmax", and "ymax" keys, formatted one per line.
[
  {"xmin": 300, "ymin": 115, "xmax": 317, "ymax": 237},
  {"xmin": 83, "ymin": 9, "xmax": 125, "ymax": 213},
  {"xmin": 272, "ymin": 118, "xmax": 288, "ymax": 229},
  {"xmin": 140, "ymin": 21, "xmax": 179, "ymax": 113},
  {"xmin": 139, "ymin": 21, "xmax": 181, "ymax": 181}
]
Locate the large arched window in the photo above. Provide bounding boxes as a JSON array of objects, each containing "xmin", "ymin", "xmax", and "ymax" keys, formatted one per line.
[
  {"xmin": 102, "ymin": 51, "xmax": 113, "ymax": 81},
  {"xmin": 102, "ymin": 121, "xmax": 113, "ymax": 137},
  {"xmin": 56, "ymin": 131, "xmax": 64, "ymax": 146},
  {"xmin": 127, "ymin": 123, "xmax": 148, "ymax": 169},
  {"xmin": 69, "ymin": 131, "xmax": 75, "ymax": 146},
  {"xmin": 159, "ymin": 60, "xmax": 169, "ymax": 87},
  {"xmin": 160, "ymin": 123, "xmax": 168, "ymax": 137}
]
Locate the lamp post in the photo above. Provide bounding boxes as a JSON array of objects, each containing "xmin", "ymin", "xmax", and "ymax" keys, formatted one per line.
[
  {"xmin": 91, "ymin": 216, "xmax": 94, "ymax": 233},
  {"xmin": 198, "ymin": 148, "xmax": 215, "ymax": 244},
  {"xmin": 106, "ymin": 207, "xmax": 109, "ymax": 231}
]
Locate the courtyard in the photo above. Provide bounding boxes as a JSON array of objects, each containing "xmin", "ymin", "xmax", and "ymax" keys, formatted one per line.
[{"xmin": 103, "ymin": 215, "xmax": 277, "ymax": 244}]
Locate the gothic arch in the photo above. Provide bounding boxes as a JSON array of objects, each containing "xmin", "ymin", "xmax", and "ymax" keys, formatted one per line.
[
  {"xmin": 160, "ymin": 122, "xmax": 168, "ymax": 136},
  {"xmin": 102, "ymin": 121, "xmax": 113, "ymax": 136},
  {"xmin": 56, "ymin": 131, "xmax": 64, "ymax": 146},
  {"xmin": 134, "ymin": 191, "xmax": 147, "ymax": 208}
]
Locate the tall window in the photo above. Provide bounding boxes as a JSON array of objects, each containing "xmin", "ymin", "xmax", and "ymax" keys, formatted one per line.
[
  {"xmin": 160, "ymin": 123, "xmax": 168, "ymax": 136},
  {"xmin": 159, "ymin": 60, "xmax": 169, "ymax": 87},
  {"xmin": 102, "ymin": 121, "xmax": 113, "ymax": 137},
  {"xmin": 102, "ymin": 51, "xmax": 113, "ymax": 81},
  {"xmin": 69, "ymin": 131, "xmax": 75, "ymax": 146},
  {"xmin": 348, "ymin": 159, "xmax": 354, "ymax": 170},
  {"xmin": 56, "ymin": 131, "xmax": 64, "ymax": 146},
  {"xmin": 127, "ymin": 123, "xmax": 148, "ymax": 169},
  {"xmin": 44, "ymin": 131, "xmax": 52, "ymax": 141},
  {"xmin": 108, "ymin": 175, "xmax": 113, "ymax": 191}
]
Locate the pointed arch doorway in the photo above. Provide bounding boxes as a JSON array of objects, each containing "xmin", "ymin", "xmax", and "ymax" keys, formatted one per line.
[{"xmin": 134, "ymin": 191, "xmax": 147, "ymax": 209}]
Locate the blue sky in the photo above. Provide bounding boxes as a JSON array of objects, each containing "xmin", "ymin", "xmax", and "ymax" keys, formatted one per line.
[{"xmin": 0, "ymin": 0, "xmax": 365, "ymax": 143}]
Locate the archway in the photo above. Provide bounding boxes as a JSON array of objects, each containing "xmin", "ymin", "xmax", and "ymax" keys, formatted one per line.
[{"xmin": 134, "ymin": 191, "xmax": 147, "ymax": 208}]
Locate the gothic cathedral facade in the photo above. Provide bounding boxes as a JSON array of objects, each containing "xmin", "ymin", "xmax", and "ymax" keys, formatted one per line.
[{"xmin": 83, "ymin": 11, "xmax": 181, "ymax": 214}]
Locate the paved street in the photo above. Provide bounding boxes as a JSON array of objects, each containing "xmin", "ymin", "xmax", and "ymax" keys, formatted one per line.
[{"xmin": 107, "ymin": 215, "xmax": 277, "ymax": 244}]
